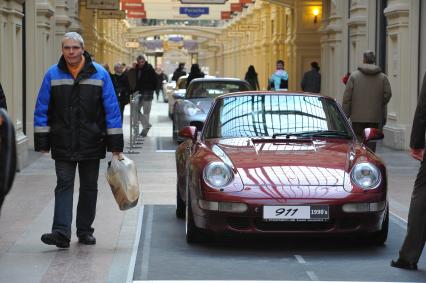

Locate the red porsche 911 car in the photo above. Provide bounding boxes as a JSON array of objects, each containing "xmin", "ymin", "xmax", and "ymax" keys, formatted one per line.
[{"xmin": 175, "ymin": 92, "xmax": 388, "ymax": 244}]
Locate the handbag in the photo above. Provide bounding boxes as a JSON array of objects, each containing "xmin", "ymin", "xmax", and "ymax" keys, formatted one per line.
[{"xmin": 106, "ymin": 154, "xmax": 140, "ymax": 210}]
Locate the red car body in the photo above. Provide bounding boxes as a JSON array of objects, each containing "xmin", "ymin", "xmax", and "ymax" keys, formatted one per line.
[{"xmin": 175, "ymin": 92, "xmax": 388, "ymax": 244}]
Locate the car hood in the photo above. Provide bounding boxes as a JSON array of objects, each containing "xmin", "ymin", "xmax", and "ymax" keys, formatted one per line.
[
  {"xmin": 188, "ymin": 98, "xmax": 214, "ymax": 113},
  {"xmin": 209, "ymin": 138, "xmax": 353, "ymax": 187}
]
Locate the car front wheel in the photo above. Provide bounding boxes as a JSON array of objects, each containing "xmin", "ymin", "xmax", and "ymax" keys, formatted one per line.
[
  {"xmin": 176, "ymin": 184, "xmax": 185, "ymax": 219},
  {"xmin": 368, "ymin": 206, "xmax": 389, "ymax": 246},
  {"xmin": 185, "ymin": 193, "xmax": 204, "ymax": 244}
]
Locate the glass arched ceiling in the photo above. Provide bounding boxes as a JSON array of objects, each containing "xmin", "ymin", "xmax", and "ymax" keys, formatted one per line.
[{"xmin": 126, "ymin": 0, "xmax": 256, "ymax": 27}]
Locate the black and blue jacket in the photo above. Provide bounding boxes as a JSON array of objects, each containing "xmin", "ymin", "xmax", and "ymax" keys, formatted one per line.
[{"xmin": 34, "ymin": 52, "xmax": 123, "ymax": 160}]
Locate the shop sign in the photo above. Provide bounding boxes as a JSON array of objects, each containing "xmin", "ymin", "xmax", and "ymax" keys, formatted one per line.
[
  {"xmin": 227, "ymin": 31, "xmax": 245, "ymax": 37},
  {"xmin": 238, "ymin": 24, "xmax": 259, "ymax": 31},
  {"xmin": 127, "ymin": 10, "xmax": 146, "ymax": 18},
  {"xmin": 98, "ymin": 9, "xmax": 126, "ymax": 19},
  {"xmin": 125, "ymin": 42, "xmax": 140, "ymax": 48},
  {"xmin": 180, "ymin": 0, "xmax": 228, "ymax": 3},
  {"xmin": 87, "ymin": 0, "xmax": 119, "ymax": 10},
  {"xmin": 230, "ymin": 3, "xmax": 243, "ymax": 12},
  {"xmin": 179, "ymin": 7, "xmax": 209, "ymax": 18},
  {"xmin": 122, "ymin": 2, "xmax": 144, "ymax": 11},
  {"xmin": 221, "ymin": 11, "xmax": 231, "ymax": 20}
]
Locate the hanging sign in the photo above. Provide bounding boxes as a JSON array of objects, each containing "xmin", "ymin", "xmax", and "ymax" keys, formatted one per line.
[
  {"xmin": 125, "ymin": 42, "xmax": 140, "ymax": 48},
  {"xmin": 238, "ymin": 24, "xmax": 259, "ymax": 31},
  {"xmin": 87, "ymin": 0, "xmax": 120, "ymax": 10},
  {"xmin": 221, "ymin": 11, "xmax": 231, "ymax": 20},
  {"xmin": 121, "ymin": 1, "xmax": 144, "ymax": 11},
  {"xmin": 127, "ymin": 10, "xmax": 146, "ymax": 18},
  {"xmin": 230, "ymin": 3, "xmax": 243, "ymax": 12},
  {"xmin": 180, "ymin": 0, "xmax": 228, "ymax": 3},
  {"xmin": 179, "ymin": 7, "xmax": 209, "ymax": 18},
  {"xmin": 98, "ymin": 10, "xmax": 126, "ymax": 19},
  {"xmin": 227, "ymin": 31, "xmax": 245, "ymax": 37}
]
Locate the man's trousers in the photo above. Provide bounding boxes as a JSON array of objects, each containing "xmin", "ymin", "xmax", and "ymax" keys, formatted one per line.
[
  {"xmin": 52, "ymin": 159, "xmax": 100, "ymax": 239},
  {"xmin": 399, "ymin": 156, "xmax": 426, "ymax": 264}
]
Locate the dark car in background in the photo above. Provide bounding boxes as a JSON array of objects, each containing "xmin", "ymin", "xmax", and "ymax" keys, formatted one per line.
[{"xmin": 172, "ymin": 78, "xmax": 251, "ymax": 141}]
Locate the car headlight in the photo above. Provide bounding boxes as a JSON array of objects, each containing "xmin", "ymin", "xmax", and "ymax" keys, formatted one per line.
[
  {"xmin": 184, "ymin": 103, "xmax": 202, "ymax": 116},
  {"xmin": 350, "ymin": 162, "xmax": 381, "ymax": 190},
  {"xmin": 203, "ymin": 161, "xmax": 233, "ymax": 188}
]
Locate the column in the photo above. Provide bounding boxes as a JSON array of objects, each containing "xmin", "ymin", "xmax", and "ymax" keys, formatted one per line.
[{"xmin": 383, "ymin": 0, "xmax": 419, "ymax": 149}]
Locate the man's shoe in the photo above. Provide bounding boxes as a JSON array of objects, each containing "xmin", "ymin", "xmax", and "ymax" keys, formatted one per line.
[
  {"xmin": 139, "ymin": 128, "xmax": 150, "ymax": 137},
  {"xmin": 78, "ymin": 234, "xmax": 96, "ymax": 245},
  {"xmin": 41, "ymin": 232, "xmax": 70, "ymax": 248},
  {"xmin": 390, "ymin": 259, "xmax": 418, "ymax": 270}
]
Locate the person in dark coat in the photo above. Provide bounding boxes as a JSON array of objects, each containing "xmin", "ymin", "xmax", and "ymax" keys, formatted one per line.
[
  {"xmin": 34, "ymin": 32, "xmax": 123, "ymax": 248},
  {"xmin": 391, "ymin": 72, "xmax": 426, "ymax": 271},
  {"xmin": 133, "ymin": 55, "xmax": 157, "ymax": 137},
  {"xmin": 155, "ymin": 66, "xmax": 168, "ymax": 101},
  {"xmin": 111, "ymin": 63, "xmax": 130, "ymax": 122},
  {"xmin": 171, "ymin": 62, "xmax": 187, "ymax": 82},
  {"xmin": 0, "ymin": 82, "xmax": 7, "ymax": 110},
  {"xmin": 301, "ymin": 62, "xmax": 321, "ymax": 93},
  {"xmin": 186, "ymin": 64, "xmax": 205, "ymax": 89},
  {"xmin": 342, "ymin": 50, "xmax": 392, "ymax": 152},
  {"xmin": 244, "ymin": 65, "xmax": 260, "ymax": 90},
  {"xmin": 0, "ymin": 108, "xmax": 16, "ymax": 212}
]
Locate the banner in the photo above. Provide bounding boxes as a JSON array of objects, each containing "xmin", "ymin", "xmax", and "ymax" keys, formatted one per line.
[
  {"xmin": 127, "ymin": 10, "xmax": 146, "ymax": 18},
  {"xmin": 221, "ymin": 11, "xmax": 231, "ymax": 20},
  {"xmin": 87, "ymin": 0, "xmax": 120, "ymax": 10},
  {"xmin": 230, "ymin": 3, "xmax": 243, "ymax": 12},
  {"xmin": 121, "ymin": 1, "xmax": 145, "ymax": 11}
]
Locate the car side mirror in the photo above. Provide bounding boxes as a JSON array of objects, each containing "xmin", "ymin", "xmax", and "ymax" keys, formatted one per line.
[
  {"xmin": 363, "ymin": 128, "xmax": 384, "ymax": 143},
  {"xmin": 172, "ymin": 92, "xmax": 185, "ymax": 99},
  {"xmin": 178, "ymin": 126, "xmax": 198, "ymax": 142}
]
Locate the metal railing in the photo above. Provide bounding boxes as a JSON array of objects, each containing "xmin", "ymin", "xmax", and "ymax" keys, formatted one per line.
[{"xmin": 124, "ymin": 92, "xmax": 143, "ymax": 154}]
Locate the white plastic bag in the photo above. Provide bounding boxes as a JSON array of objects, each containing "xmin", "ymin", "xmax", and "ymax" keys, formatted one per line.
[{"xmin": 106, "ymin": 154, "xmax": 140, "ymax": 210}]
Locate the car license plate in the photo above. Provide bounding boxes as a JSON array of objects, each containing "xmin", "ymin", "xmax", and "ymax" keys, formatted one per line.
[{"xmin": 263, "ymin": 205, "xmax": 329, "ymax": 221}]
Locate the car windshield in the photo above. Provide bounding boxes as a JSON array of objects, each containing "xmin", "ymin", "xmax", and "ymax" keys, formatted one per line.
[
  {"xmin": 186, "ymin": 81, "xmax": 250, "ymax": 99},
  {"xmin": 203, "ymin": 94, "xmax": 352, "ymax": 139}
]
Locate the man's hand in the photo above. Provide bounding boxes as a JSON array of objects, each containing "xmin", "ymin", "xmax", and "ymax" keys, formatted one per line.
[
  {"xmin": 39, "ymin": 150, "xmax": 49, "ymax": 154},
  {"xmin": 112, "ymin": 151, "xmax": 123, "ymax": 160},
  {"xmin": 410, "ymin": 148, "xmax": 424, "ymax": 161}
]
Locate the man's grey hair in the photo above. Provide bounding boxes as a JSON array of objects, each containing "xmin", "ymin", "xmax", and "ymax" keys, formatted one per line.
[
  {"xmin": 62, "ymin": 32, "xmax": 84, "ymax": 48},
  {"xmin": 363, "ymin": 50, "xmax": 376, "ymax": 64},
  {"xmin": 136, "ymin": 55, "xmax": 146, "ymax": 61},
  {"xmin": 114, "ymin": 63, "xmax": 123, "ymax": 69}
]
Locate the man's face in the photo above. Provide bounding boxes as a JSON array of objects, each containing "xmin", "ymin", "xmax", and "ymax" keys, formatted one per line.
[
  {"xmin": 276, "ymin": 62, "xmax": 284, "ymax": 70},
  {"xmin": 114, "ymin": 65, "xmax": 123, "ymax": 74},
  {"xmin": 62, "ymin": 39, "xmax": 84, "ymax": 66},
  {"xmin": 137, "ymin": 58, "xmax": 146, "ymax": 68}
]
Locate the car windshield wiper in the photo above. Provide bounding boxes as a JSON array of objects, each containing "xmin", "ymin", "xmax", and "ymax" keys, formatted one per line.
[{"xmin": 273, "ymin": 130, "xmax": 352, "ymax": 139}]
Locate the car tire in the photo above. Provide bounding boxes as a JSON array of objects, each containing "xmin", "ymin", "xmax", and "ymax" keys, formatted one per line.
[
  {"xmin": 185, "ymin": 193, "xmax": 204, "ymax": 244},
  {"xmin": 176, "ymin": 185, "xmax": 185, "ymax": 219},
  {"xmin": 369, "ymin": 206, "xmax": 389, "ymax": 246}
]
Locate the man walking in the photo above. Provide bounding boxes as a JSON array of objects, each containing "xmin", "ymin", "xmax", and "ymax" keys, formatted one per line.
[
  {"xmin": 111, "ymin": 63, "xmax": 130, "ymax": 122},
  {"xmin": 342, "ymin": 50, "xmax": 392, "ymax": 152},
  {"xmin": 391, "ymin": 72, "xmax": 426, "ymax": 271},
  {"xmin": 34, "ymin": 32, "xmax": 123, "ymax": 248},
  {"xmin": 172, "ymin": 62, "xmax": 186, "ymax": 82},
  {"xmin": 127, "ymin": 55, "xmax": 157, "ymax": 137},
  {"xmin": 301, "ymin": 62, "xmax": 321, "ymax": 93}
]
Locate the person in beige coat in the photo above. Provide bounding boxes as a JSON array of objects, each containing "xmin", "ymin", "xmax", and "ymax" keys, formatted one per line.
[{"xmin": 342, "ymin": 50, "xmax": 392, "ymax": 152}]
